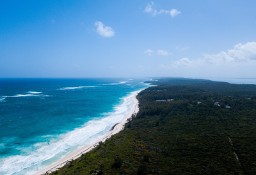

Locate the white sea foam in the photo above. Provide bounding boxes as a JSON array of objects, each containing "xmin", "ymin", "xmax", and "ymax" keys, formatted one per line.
[
  {"xmin": 58, "ymin": 86, "xmax": 98, "ymax": 90},
  {"xmin": 101, "ymin": 81, "xmax": 128, "ymax": 85},
  {"xmin": 0, "ymin": 97, "xmax": 6, "ymax": 102},
  {"xmin": 12, "ymin": 94, "xmax": 39, "ymax": 97},
  {"xmin": 1, "ymin": 92, "xmax": 48, "ymax": 101},
  {"xmin": 27, "ymin": 91, "xmax": 42, "ymax": 94},
  {"xmin": 0, "ymin": 90, "xmax": 141, "ymax": 175}
]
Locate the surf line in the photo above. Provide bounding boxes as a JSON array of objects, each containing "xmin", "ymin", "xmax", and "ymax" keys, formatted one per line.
[{"xmin": 38, "ymin": 90, "xmax": 142, "ymax": 175}]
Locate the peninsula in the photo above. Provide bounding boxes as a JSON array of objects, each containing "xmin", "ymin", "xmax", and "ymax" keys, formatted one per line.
[{"xmin": 50, "ymin": 78, "xmax": 256, "ymax": 175}]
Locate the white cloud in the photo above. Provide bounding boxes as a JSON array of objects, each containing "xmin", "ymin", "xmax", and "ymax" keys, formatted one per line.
[
  {"xmin": 169, "ymin": 9, "xmax": 181, "ymax": 17},
  {"xmin": 144, "ymin": 49, "xmax": 154, "ymax": 56},
  {"xmin": 174, "ymin": 42, "xmax": 256, "ymax": 66},
  {"xmin": 94, "ymin": 21, "xmax": 115, "ymax": 38},
  {"xmin": 144, "ymin": 49, "xmax": 171, "ymax": 57},
  {"xmin": 159, "ymin": 41, "xmax": 256, "ymax": 78},
  {"xmin": 144, "ymin": 1, "xmax": 154, "ymax": 13},
  {"xmin": 144, "ymin": 2, "xmax": 181, "ymax": 17},
  {"xmin": 175, "ymin": 57, "xmax": 193, "ymax": 66},
  {"xmin": 157, "ymin": 49, "xmax": 171, "ymax": 56},
  {"xmin": 204, "ymin": 42, "xmax": 256, "ymax": 63},
  {"xmin": 157, "ymin": 9, "xmax": 181, "ymax": 17}
]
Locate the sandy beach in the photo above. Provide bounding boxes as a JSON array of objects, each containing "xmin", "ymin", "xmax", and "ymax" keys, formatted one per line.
[{"xmin": 36, "ymin": 90, "xmax": 141, "ymax": 175}]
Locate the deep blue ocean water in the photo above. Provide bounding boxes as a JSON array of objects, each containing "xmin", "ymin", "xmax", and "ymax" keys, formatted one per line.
[{"xmin": 0, "ymin": 78, "xmax": 147, "ymax": 175}]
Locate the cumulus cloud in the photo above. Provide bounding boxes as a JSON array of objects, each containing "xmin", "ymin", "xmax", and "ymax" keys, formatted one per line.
[
  {"xmin": 94, "ymin": 21, "xmax": 115, "ymax": 38},
  {"xmin": 168, "ymin": 9, "xmax": 181, "ymax": 17},
  {"xmin": 164, "ymin": 42, "xmax": 256, "ymax": 78},
  {"xmin": 175, "ymin": 57, "xmax": 193, "ymax": 66},
  {"xmin": 144, "ymin": 49, "xmax": 171, "ymax": 57},
  {"xmin": 144, "ymin": 1, "xmax": 181, "ymax": 17},
  {"xmin": 203, "ymin": 42, "xmax": 256, "ymax": 64},
  {"xmin": 173, "ymin": 42, "xmax": 256, "ymax": 66}
]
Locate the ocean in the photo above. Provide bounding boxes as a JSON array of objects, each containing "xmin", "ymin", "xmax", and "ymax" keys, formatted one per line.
[{"xmin": 0, "ymin": 78, "xmax": 148, "ymax": 175}]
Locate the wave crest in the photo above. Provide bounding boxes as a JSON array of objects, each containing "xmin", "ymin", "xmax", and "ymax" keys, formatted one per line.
[
  {"xmin": 101, "ymin": 81, "xmax": 128, "ymax": 85},
  {"xmin": 58, "ymin": 86, "xmax": 98, "ymax": 90},
  {"xmin": 1, "ymin": 91, "xmax": 48, "ymax": 102}
]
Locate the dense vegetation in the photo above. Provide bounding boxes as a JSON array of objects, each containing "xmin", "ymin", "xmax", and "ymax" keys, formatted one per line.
[{"xmin": 50, "ymin": 78, "xmax": 256, "ymax": 175}]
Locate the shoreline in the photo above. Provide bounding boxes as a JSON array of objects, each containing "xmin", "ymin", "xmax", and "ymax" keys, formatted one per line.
[{"xmin": 36, "ymin": 89, "xmax": 142, "ymax": 175}]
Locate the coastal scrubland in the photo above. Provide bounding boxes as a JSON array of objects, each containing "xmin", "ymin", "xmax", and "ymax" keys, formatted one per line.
[{"xmin": 51, "ymin": 78, "xmax": 256, "ymax": 175}]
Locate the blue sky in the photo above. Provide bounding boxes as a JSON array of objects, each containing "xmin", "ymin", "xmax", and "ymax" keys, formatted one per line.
[{"xmin": 1, "ymin": 0, "xmax": 256, "ymax": 78}]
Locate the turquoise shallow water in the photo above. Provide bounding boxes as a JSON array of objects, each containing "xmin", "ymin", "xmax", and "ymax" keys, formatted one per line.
[{"xmin": 0, "ymin": 78, "xmax": 147, "ymax": 175}]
